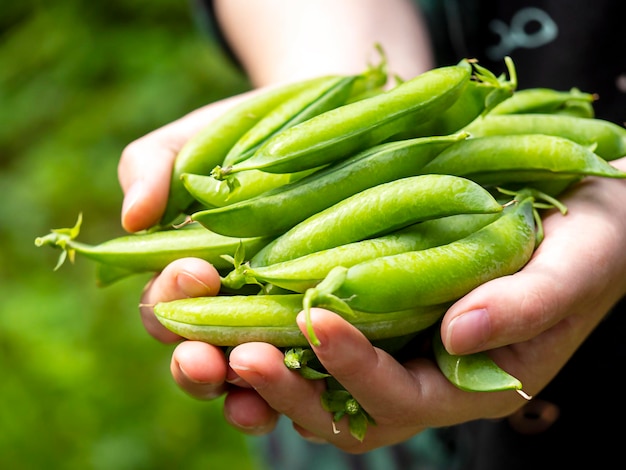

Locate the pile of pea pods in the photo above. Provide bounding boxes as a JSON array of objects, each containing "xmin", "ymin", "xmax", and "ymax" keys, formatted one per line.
[{"xmin": 37, "ymin": 55, "xmax": 626, "ymax": 441}]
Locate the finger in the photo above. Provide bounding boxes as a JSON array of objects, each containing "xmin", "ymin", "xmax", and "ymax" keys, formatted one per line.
[
  {"xmin": 171, "ymin": 340, "xmax": 229, "ymax": 400},
  {"xmin": 140, "ymin": 258, "xmax": 221, "ymax": 342},
  {"xmin": 228, "ymin": 342, "xmax": 338, "ymax": 439},
  {"xmin": 294, "ymin": 309, "xmax": 527, "ymax": 452},
  {"xmin": 441, "ymin": 173, "xmax": 626, "ymax": 356},
  {"xmin": 223, "ymin": 387, "xmax": 281, "ymax": 435}
]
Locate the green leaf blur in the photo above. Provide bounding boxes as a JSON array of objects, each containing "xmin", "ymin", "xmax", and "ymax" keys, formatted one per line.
[{"xmin": 0, "ymin": 1, "xmax": 261, "ymax": 468}]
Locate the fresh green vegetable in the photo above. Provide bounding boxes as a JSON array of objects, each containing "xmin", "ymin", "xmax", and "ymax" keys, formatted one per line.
[
  {"xmin": 221, "ymin": 75, "xmax": 362, "ymax": 167},
  {"xmin": 211, "ymin": 60, "xmax": 473, "ymax": 178},
  {"xmin": 35, "ymin": 214, "xmax": 272, "ymax": 278},
  {"xmin": 153, "ymin": 293, "xmax": 446, "ymax": 347},
  {"xmin": 489, "ymin": 87, "xmax": 596, "ymax": 117},
  {"xmin": 159, "ymin": 76, "xmax": 332, "ymax": 225},
  {"xmin": 250, "ymin": 174, "xmax": 503, "ymax": 267},
  {"xmin": 464, "ymin": 113, "xmax": 626, "ymax": 161},
  {"xmin": 302, "ymin": 191, "xmax": 539, "ymax": 320},
  {"xmin": 432, "ymin": 328, "xmax": 523, "ymax": 392},
  {"xmin": 421, "ymin": 134, "xmax": 626, "ymax": 187},
  {"xmin": 191, "ymin": 133, "xmax": 470, "ymax": 237},
  {"xmin": 408, "ymin": 57, "xmax": 517, "ymax": 137},
  {"xmin": 222, "ymin": 212, "xmax": 501, "ymax": 293}
]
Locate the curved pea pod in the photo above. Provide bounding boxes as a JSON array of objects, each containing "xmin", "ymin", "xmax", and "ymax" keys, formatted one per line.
[
  {"xmin": 181, "ymin": 166, "xmax": 319, "ymax": 208},
  {"xmin": 421, "ymin": 134, "xmax": 626, "ymax": 187},
  {"xmin": 221, "ymin": 212, "xmax": 501, "ymax": 293},
  {"xmin": 211, "ymin": 61, "xmax": 473, "ymax": 178},
  {"xmin": 250, "ymin": 174, "xmax": 503, "ymax": 267},
  {"xmin": 222, "ymin": 75, "xmax": 362, "ymax": 167},
  {"xmin": 191, "ymin": 133, "xmax": 470, "ymax": 238},
  {"xmin": 159, "ymin": 76, "xmax": 339, "ymax": 225},
  {"xmin": 490, "ymin": 87, "xmax": 596, "ymax": 117},
  {"xmin": 304, "ymin": 194, "xmax": 537, "ymax": 320},
  {"xmin": 153, "ymin": 293, "xmax": 447, "ymax": 347},
  {"xmin": 464, "ymin": 113, "xmax": 626, "ymax": 161},
  {"xmin": 34, "ymin": 214, "xmax": 272, "ymax": 282},
  {"xmin": 408, "ymin": 57, "xmax": 517, "ymax": 137},
  {"xmin": 432, "ymin": 329, "xmax": 524, "ymax": 393}
]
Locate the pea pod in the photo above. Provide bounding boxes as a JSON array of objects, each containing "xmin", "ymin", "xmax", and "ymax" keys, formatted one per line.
[
  {"xmin": 408, "ymin": 57, "xmax": 517, "ymax": 137},
  {"xmin": 222, "ymin": 75, "xmax": 363, "ymax": 167},
  {"xmin": 211, "ymin": 61, "xmax": 473, "ymax": 178},
  {"xmin": 421, "ymin": 134, "xmax": 626, "ymax": 187},
  {"xmin": 432, "ymin": 328, "xmax": 523, "ymax": 393},
  {"xmin": 34, "ymin": 214, "xmax": 272, "ymax": 277},
  {"xmin": 490, "ymin": 87, "xmax": 596, "ymax": 117},
  {"xmin": 250, "ymin": 174, "xmax": 503, "ymax": 267},
  {"xmin": 191, "ymin": 133, "xmax": 470, "ymax": 237},
  {"xmin": 221, "ymin": 212, "xmax": 501, "ymax": 293},
  {"xmin": 464, "ymin": 113, "xmax": 626, "ymax": 160},
  {"xmin": 153, "ymin": 293, "xmax": 446, "ymax": 347},
  {"xmin": 181, "ymin": 166, "xmax": 320, "ymax": 208},
  {"xmin": 303, "ymin": 192, "xmax": 537, "ymax": 318},
  {"xmin": 160, "ymin": 76, "xmax": 333, "ymax": 225}
]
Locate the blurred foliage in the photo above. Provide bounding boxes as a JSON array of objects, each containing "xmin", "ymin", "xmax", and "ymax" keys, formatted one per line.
[{"xmin": 0, "ymin": 0, "xmax": 267, "ymax": 468}]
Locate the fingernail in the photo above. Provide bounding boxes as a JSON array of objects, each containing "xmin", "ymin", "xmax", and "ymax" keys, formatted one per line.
[
  {"xmin": 176, "ymin": 271, "xmax": 212, "ymax": 297},
  {"xmin": 445, "ymin": 308, "xmax": 491, "ymax": 355}
]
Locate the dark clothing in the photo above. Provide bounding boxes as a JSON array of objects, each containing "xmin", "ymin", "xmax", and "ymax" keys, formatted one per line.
[{"xmin": 196, "ymin": 1, "xmax": 626, "ymax": 468}]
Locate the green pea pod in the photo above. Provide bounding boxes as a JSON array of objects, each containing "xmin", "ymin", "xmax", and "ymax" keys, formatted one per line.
[
  {"xmin": 464, "ymin": 114, "xmax": 626, "ymax": 161},
  {"xmin": 490, "ymin": 87, "xmax": 596, "ymax": 117},
  {"xmin": 160, "ymin": 75, "xmax": 337, "ymax": 225},
  {"xmin": 153, "ymin": 293, "xmax": 446, "ymax": 347},
  {"xmin": 221, "ymin": 212, "xmax": 501, "ymax": 293},
  {"xmin": 421, "ymin": 134, "xmax": 626, "ymax": 186},
  {"xmin": 408, "ymin": 57, "xmax": 518, "ymax": 137},
  {"xmin": 432, "ymin": 328, "xmax": 523, "ymax": 392},
  {"xmin": 250, "ymin": 174, "xmax": 503, "ymax": 267},
  {"xmin": 181, "ymin": 166, "xmax": 320, "ymax": 208},
  {"xmin": 304, "ymin": 192, "xmax": 537, "ymax": 318},
  {"xmin": 191, "ymin": 133, "xmax": 470, "ymax": 238},
  {"xmin": 34, "ymin": 214, "xmax": 272, "ymax": 277},
  {"xmin": 222, "ymin": 75, "xmax": 362, "ymax": 167},
  {"xmin": 211, "ymin": 61, "xmax": 473, "ymax": 178}
]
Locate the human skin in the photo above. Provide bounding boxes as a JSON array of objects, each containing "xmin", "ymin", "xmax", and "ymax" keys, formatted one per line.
[{"xmin": 118, "ymin": 0, "xmax": 626, "ymax": 453}]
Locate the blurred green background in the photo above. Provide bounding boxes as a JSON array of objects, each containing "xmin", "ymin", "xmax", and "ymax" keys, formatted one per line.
[{"xmin": 0, "ymin": 1, "xmax": 264, "ymax": 468}]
